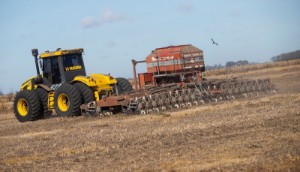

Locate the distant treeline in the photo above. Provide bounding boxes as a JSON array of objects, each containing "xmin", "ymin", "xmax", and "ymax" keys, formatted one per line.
[
  {"xmin": 225, "ymin": 60, "xmax": 249, "ymax": 67},
  {"xmin": 271, "ymin": 50, "xmax": 300, "ymax": 62},
  {"xmin": 205, "ymin": 64, "xmax": 224, "ymax": 70},
  {"xmin": 206, "ymin": 49, "xmax": 300, "ymax": 70},
  {"xmin": 206, "ymin": 60, "xmax": 251, "ymax": 70}
]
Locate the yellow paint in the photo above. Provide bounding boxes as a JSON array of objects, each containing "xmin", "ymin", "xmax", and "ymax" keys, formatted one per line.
[
  {"xmin": 72, "ymin": 74, "xmax": 117, "ymax": 100},
  {"xmin": 40, "ymin": 48, "xmax": 83, "ymax": 58},
  {"xmin": 48, "ymin": 91, "xmax": 54, "ymax": 109},
  {"xmin": 94, "ymin": 91, "xmax": 99, "ymax": 101},
  {"xmin": 20, "ymin": 78, "xmax": 32, "ymax": 91},
  {"xmin": 72, "ymin": 76, "xmax": 97, "ymax": 87},
  {"xmin": 89, "ymin": 73, "xmax": 117, "ymax": 92},
  {"xmin": 20, "ymin": 77, "xmax": 39, "ymax": 91},
  {"xmin": 17, "ymin": 98, "xmax": 28, "ymax": 116},
  {"xmin": 73, "ymin": 74, "xmax": 117, "ymax": 90},
  {"xmin": 57, "ymin": 93, "xmax": 69, "ymax": 112}
]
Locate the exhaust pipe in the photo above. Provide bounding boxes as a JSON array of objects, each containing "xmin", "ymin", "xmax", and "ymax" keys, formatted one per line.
[{"xmin": 31, "ymin": 49, "xmax": 41, "ymax": 77}]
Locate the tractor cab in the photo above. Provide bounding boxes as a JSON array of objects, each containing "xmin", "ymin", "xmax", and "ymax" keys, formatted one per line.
[{"xmin": 39, "ymin": 48, "xmax": 86, "ymax": 85}]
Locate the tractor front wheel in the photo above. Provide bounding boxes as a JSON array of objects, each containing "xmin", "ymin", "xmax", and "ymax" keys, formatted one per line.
[{"xmin": 54, "ymin": 84, "xmax": 82, "ymax": 117}]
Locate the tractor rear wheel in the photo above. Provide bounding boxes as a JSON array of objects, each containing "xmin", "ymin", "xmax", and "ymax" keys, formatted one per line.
[
  {"xmin": 113, "ymin": 77, "xmax": 133, "ymax": 95},
  {"xmin": 54, "ymin": 84, "xmax": 82, "ymax": 117},
  {"xmin": 13, "ymin": 90, "xmax": 41, "ymax": 122},
  {"xmin": 37, "ymin": 88, "xmax": 50, "ymax": 118},
  {"xmin": 73, "ymin": 82, "xmax": 95, "ymax": 104}
]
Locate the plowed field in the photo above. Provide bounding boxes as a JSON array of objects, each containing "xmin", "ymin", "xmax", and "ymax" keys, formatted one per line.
[{"xmin": 1, "ymin": 61, "xmax": 300, "ymax": 171}]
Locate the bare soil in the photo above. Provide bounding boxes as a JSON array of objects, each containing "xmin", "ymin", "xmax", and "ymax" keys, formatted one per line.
[{"xmin": 1, "ymin": 62, "xmax": 300, "ymax": 171}]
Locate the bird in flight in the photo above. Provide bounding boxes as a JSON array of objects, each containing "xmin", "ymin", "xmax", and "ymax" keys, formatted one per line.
[{"xmin": 211, "ymin": 39, "xmax": 219, "ymax": 46}]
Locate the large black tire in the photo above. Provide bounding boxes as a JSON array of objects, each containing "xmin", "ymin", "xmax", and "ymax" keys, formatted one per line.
[
  {"xmin": 37, "ymin": 88, "xmax": 50, "ymax": 118},
  {"xmin": 113, "ymin": 77, "xmax": 133, "ymax": 95},
  {"xmin": 13, "ymin": 90, "xmax": 41, "ymax": 122},
  {"xmin": 54, "ymin": 84, "xmax": 82, "ymax": 117},
  {"xmin": 73, "ymin": 82, "xmax": 95, "ymax": 104}
]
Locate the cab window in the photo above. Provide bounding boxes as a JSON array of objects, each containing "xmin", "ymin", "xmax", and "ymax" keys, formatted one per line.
[{"xmin": 62, "ymin": 54, "xmax": 83, "ymax": 69}]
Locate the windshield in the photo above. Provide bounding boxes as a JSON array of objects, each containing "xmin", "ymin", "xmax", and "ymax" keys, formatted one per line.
[{"xmin": 62, "ymin": 54, "xmax": 84, "ymax": 71}]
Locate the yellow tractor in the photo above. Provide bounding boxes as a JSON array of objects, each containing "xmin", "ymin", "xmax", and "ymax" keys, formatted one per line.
[{"xmin": 13, "ymin": 48, "xmax": 132, "ymax": 122}]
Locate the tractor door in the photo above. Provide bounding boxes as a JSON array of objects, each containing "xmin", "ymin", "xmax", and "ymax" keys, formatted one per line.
[{"xmin": 43, "ymin": 57, "xmax": 62, "ymax": 84}]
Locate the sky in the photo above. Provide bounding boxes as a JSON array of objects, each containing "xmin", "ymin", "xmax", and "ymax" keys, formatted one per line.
[{"xmin": 0, "ymin": 0, "xmax": 299, "ymax": 93}]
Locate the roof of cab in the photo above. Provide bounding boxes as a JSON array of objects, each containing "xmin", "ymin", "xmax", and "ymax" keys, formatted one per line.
[{"xmin": 40, "ymin": 48, "xmax": 84, "ymax": 58}]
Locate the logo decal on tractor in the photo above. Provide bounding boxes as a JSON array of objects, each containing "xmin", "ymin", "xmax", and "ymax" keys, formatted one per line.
[{"xmin": 65, "ymin": 65, "xmax": 82, "ymax": 71}]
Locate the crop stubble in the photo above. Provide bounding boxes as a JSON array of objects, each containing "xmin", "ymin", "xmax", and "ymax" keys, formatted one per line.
[{"xmin": 0, "ymin": 61, "xmax": 300, "ymax": 171}]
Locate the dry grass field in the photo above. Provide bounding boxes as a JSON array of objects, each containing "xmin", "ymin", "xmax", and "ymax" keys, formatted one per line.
[
  {"xmin": 1, "ymin": 60, "xmax": 300, "ymax": 171},
  {"xmin": 0, "ymin": 94, "xmax": 13, "ymax": 113}
]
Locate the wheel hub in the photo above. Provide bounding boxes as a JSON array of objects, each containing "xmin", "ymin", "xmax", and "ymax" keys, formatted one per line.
[
  {"xmin": 17, "ymin": 99, "xmax": 28, "ymax": 116},
  {"xmin": 58, "ymin": 94, "xmax": 69, "ymax": 112}
]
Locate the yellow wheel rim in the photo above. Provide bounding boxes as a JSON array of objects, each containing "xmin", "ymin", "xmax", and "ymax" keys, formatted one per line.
[
  {"xmin": 58, "ymin": 93, "xmax": 69, "ymax": 112},
  {"xmin": 17, "ymin": 98, "xmax": 28, "ymax": 116}
]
